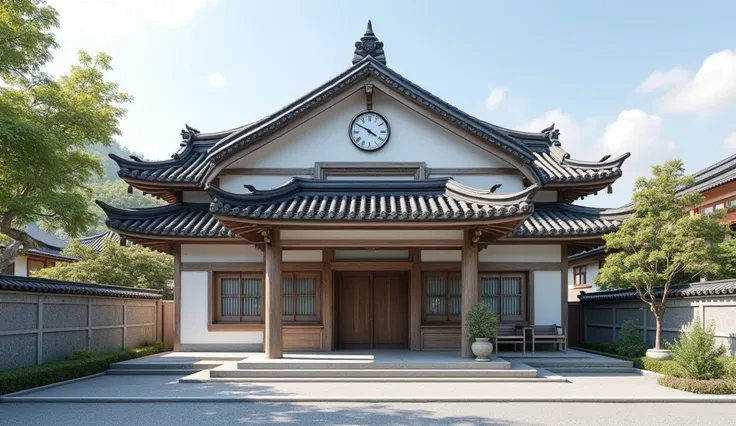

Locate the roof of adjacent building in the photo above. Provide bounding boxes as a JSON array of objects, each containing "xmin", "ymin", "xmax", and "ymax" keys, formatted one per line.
[
  {"xmin": 78, "ymin": 230, "xmax": 127, "ymax": 252},
  {"xmin": 208, "ymin": 177, "xmax": 537, "ymax": 222},
  {"xmin": 577, "ymin": 279, "xmax": 736, "ymax": 302},
  {"xmin": 25, "ymin": 247, "xmax": 78, "ymax": 262},
  {"xmin": 0, "ymin": 275, "xmax": 163, "ymax": 299},
  {"xmin": 677, "ymin": 153, "xmax": 736, "ymax": 196},
  {"xmin": 568, "ymin": 245, "xmax": 606, "ymax": 261}
]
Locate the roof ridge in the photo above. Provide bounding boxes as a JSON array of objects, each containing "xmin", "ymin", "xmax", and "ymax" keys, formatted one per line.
[{"xmin": 0, "ymin": 274, "xmax": 162, "ymax": 295}]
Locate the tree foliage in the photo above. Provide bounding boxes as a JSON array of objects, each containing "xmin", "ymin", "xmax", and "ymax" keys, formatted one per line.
[
  {"xmin": 85, "ymin": 181, "xmax": 164, "ymax": 234},
  {"xmin": 595, "ymin": 160, "xmax": 728, "ymax": 350},
  {"xmin": 34, "ymin": 240, "xmax": 174, "ymax": 299},
  {"xmin": 0, "ymin": 0, "xmax": 132, "ymax": 269},
  {"xmin": 667, "ymin": 316, "xmax": 726, "ymax": 380}
]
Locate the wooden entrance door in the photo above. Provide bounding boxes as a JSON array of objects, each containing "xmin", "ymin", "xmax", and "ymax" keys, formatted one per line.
[{"xmin": 336, "ymin": 272, "xmax": 408, "ymax": 349}]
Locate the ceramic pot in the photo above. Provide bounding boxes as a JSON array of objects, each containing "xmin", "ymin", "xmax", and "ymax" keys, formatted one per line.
[
  {"xmin": 646, "ymin": 349, "xmax": 672, "ymax": 360},
  {"xmin": 471, "ymin": 338, "xmax": 494, "ymax": 361}
]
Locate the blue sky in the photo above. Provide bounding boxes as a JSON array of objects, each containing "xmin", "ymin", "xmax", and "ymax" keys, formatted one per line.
[{"xmin": 46, "ymin": 0, "xmax": 736, "ymax": 207}]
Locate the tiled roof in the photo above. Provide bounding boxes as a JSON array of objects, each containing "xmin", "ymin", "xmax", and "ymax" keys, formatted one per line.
[
  {"xmin": 22, "ymin": 223, "xmax": 68, "ymax": 249},
  {"xmin": 208, "ymin": 178, "xmax": 538, "ymax": 222},
  {"xmin": 512, "ymin": 204, "xmax": 630, "ymax": 237},
  {"xmin": 79, "ymin": 230, "xmax": 126, "ymax": 252},
  {"xmin": 26, "ymin": 246, "xmax": 78, "ymax": 262},
  {"xmin": 0, "ymin": 275, "xmax": 162, "ymax": 299},
  {"xmin": 578, "ymin": 279, "xmax": 736, "ymax": 302},
  {"xmin": 568, "ymin": 245, "xmax": 606, "ymax": 261},
  {"xmin": 677, "ymin": 153, "xmax": 736, "ymax": 196},
  {"xmin": 96, "ymin": 202, "xmax": 233, "ymax": 238}
]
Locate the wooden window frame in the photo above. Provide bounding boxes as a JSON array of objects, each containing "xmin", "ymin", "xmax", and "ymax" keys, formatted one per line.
[
  {"xmin": 573, "ymin": 266, "xmax": 587, "ymax": 287},
  {"xmin": 478, "ymin": 272, "xmax": 527, "ymax": 323},
  {"xmin": 27, "ymin": 258, "xmax": 48, "ymax": 274},
  {"xmin": 422, "ymin": 271, "xmax": 462, "ymax": 324},
  {"xmin": 282, "ymin": 271, "xmax": 321, "ymax": 324},
  {"xmin": 214, "ymin": 272, "xmax": 264, "ymax": 324}
]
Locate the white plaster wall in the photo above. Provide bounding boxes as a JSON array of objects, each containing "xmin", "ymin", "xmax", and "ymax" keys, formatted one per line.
[
  {"xmin": 181, "ymin": 244, "xmax": 263, "ymax": 263},
  {"xmin": 421, "ymin": 250, "xmax": 461, "ymax": 262},
  {"xmin": 14, "ymin": 256, "xmax": 28, "ymax": 277},
  {"xmin": 182, "ymin": 191, "xmax": 212, "ymax": 203},
  {"xmin": 432, "ymin": 175, "xmax": 524, "ymax": 193},
  {"xmin": 587, "ymin": 262, "xmax": 600, "ymax": 290},
  {"xmin": 282, "ymin": 250, "xmax": 322, "ymax": 262},
  {"xmin": 219, "ymin": 175, "xmax": 312, "ymax": 193},
  {"xmin": 226, "ymin": 90, "xmax": 517, "ymax": 175},
  {"xmin": 281, "ymin": 229, "xmax": 463, "ymax": 241},
  {"xmin": 567, "ymin": 267, "xmax": 574, "ymax": 288},
  {"xmin": 534, "ymin": 270, "xmax": 562, "ymax": 325},
  {"xmin": 180, "ymin": 271, "xmax": 262, "ymax": 345},
  {"xmin": 479, "ymin": 245, "xmax": 561, "ymax": 263},
  {"xmin": 533, "ymin": 191, "xmax": 558, "ymax": 202}
]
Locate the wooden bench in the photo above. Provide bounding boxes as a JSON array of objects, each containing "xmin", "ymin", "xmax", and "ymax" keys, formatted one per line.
[
  {"xmin": 525, "ymin": 325, "xmax": 567, "ymax": 353},
  {"xmin": 495, "ymin": 323, "xmax": 525, "ymax": 353}
]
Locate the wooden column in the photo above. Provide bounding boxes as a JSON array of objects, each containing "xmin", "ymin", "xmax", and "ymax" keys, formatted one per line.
[
  {"xmin": 322, "ymin": 249, "xmax": 334, "ymax": 351},
  {"xmin": 173, "ymin": 244, "xmax": 181, "ymax": 351},
  {"xmin": 461, "ymin": 230, "xmax": 479, "ymax": 358},
  {"xmin": 561, "ymin": 243, "xmax": 569, "ymax": 332},
  {"xmin": 409, "ymin": 248, "xmax": 422, "ymax": 351},
  {"xmin": 264, "ymin": 229, "xmax": 283, "ymax": 358}
]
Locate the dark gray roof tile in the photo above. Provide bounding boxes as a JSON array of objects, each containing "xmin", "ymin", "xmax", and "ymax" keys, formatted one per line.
[
  {"xmin": 0, "ymin": 275, "xmax": 162, "ymax": 299},
  {"xmin": 578, "ymin": 279, "xmax": 736, "ymax": 302}
]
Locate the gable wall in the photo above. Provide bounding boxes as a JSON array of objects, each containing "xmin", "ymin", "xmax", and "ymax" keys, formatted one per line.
[{"xmin": 219, "ymin": 89, "xmax": 525, "ymax": 194}]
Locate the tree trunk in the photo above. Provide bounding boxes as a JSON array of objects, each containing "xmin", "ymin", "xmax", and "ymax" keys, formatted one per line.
[
  {"xmin": 0, "ymin": 240, "xmax": 23, "ymax": 271},
  {"xmin": 653, "ymin": 312, "xmax": 663, "ymax": 350}
]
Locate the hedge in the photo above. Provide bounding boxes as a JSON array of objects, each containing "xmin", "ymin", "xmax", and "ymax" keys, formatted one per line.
[
  {"xmin": 0, "ymin": 341, "xmax": 164, "ymax": 395},
  {"xmin": 658, "ymin": 375, "xmax": 736, "ymax": 394}
]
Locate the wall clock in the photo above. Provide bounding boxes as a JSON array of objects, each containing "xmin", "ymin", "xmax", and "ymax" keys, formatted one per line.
[{"xmin": 349, "ymin": 111, "xmax": 390, "ymax": 151}]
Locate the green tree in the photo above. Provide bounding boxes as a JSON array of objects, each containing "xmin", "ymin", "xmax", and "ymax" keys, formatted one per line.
[
  {"xmin": 35, "ymin": 240, "xmax": 174, "ymax": 299},
  {"xmin": 596, "ymin": 160, "xmax": 727, "ymax": 351},
  {"xmin": 0, "ymin": 0, "xmax": 132, "ymax": 269}
]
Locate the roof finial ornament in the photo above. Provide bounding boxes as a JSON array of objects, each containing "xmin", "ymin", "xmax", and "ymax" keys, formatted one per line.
[
  {"xmin": 541, "ymin": 123, "xmax": 560, "ymax": 144},
  {"xmin": 352, "ymin": 20, "xmax": 386, "ymax": 65}
]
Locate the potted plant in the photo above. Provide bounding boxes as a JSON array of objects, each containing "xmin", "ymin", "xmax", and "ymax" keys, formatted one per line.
[{"xmin": 466, "ymin": 302, "xmax": 498, "ymax": 361}]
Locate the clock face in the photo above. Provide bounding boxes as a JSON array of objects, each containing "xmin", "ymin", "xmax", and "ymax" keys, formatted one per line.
[{"xmin": 349, "ymin": 111, "xmax": 390, "ymax": 151}]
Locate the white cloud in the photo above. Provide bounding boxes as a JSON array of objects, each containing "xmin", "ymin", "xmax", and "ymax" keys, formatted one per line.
[
  {"xmin": 208, "ymin": 72, "xmax": 226, "ymax": 88},
  {"xmin": 46, "ymin": 0, "xmax": 217, "ymax": 35},
  {"xmin": 724, "ymin": 132, "xmax": 736, "ymax": 151},
  {"xmin": 640, "ymin": 50, "xmax": 736, "ymax": 119},
  {"xmin": 518, "ymin": 109, "xmax": 599, "ymax": 157},
  {"xmin": 636, "ymin": 67, "xmax": 691, "ymax": 93},
  {"xmin": 484, "ymin": 86, "xmax": 507, "ymax": 110}
]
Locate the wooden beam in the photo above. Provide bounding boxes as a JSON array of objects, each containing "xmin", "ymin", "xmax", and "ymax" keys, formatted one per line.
[
  {"xmin": 322, "ymin": 248, "xmax": 334, "ymax": 351},
  {"xmin": 409, "ymin": 248, "xmax": 422, "ymax": 351},
  {"xmin": 461, "ymin": 230, "xmax": 479, "ymax": 358},
  {"xmin": 173, "ymin": 244, "xmax": 181, "ymax": 351},
  {"xmin": 264, "ymin": 229, "xmax": 283, "ymax": 358},
  {"xmin": 561, "ymin": 243, "xmax": 569, "ymax": 334}
]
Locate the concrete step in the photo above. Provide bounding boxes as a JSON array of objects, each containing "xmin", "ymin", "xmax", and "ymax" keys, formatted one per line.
[
  {"xmin": 546, "ymin": 367, "xmax": 636, "ymax": 374},
  {"xmin": 210, "ymin": 364, "xmax": 537, "ymax": 379},
  {"xmin": 109, "ymin": 361, "xmax": 223, "ymax": 371},
  {"xmin": 237, "ymin": 357, "xmax": 511, "ymax": 370},
  {"xmin": 107, "ymin": 369, "xmax": 201, "ymax": 376}
]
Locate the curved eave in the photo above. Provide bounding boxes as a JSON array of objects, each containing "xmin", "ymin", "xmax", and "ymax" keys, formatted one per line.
[
  {"xmin": 203, "ymin": 57, "xmax": 544, "ymax": 184},
  {"xmin": 510, "ymin": 203, "xmax": 631, "ymax": 239}
]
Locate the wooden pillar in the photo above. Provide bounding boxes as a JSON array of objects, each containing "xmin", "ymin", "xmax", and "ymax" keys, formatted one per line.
[
  {"xmin": 461, "ymin": 230, "xmax": 479, "ymax": 358},
  {"xmin": 264, "ymin": 229, "xmax": 283, "ymax": 358},
  {"xmin": 173, "ymin": 244, "xmax": 181, "ymax": 351},
  {"xmin": 409, "ymin": 248, "xmax": 422, "ymax": 351},
  {"xmin": 561, "ymin": 243, "xmax": 569, "ymax": 333},
  {"xmin": 322, "ymin": 249, "xmax": 334, "ymax": 351}
]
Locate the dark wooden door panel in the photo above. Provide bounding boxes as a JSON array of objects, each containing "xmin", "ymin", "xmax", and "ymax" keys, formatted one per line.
[
  {"xmin": 373, "ymin": 274, "xmax": 408, "ymax": 348},
  {"xmin": 337, "ymin": 274, "xmax": 372, "ymax": 349}
]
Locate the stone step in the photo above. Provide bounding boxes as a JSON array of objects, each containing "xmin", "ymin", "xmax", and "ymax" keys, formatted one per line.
[
  {"xmin": 106, "ymin": 369, "xmax": 201, "ymax": 375},
  {"xmin": 237, "ymin": 358, "xmax": 511, "ymax": 370},
  {"xmin": 211, "ymin": 365, "xmax": 537, "ymax": 379},
  {"xmin": 546, "ymin": 367, "xmax": 636, "ymax": 374},
  {"xmin": 513, "ymin": 360, "xmax": 633, "ymax": 368},
  {"xmin": 109, "ymin": 361, "xmax": 223, "ymax": 371}
]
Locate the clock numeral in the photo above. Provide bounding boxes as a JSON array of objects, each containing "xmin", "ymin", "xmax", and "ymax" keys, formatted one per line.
[
  {"xmin": 380, "ymin": 130, "xmax": 386, "ymax": 133},
  {"xmin": 378, "ymin": 137, "xmax": 385, "ymax": 142},
  {"xmin": 377, "ymin": 122, "xmax": 384, "ymax": 127},
  {"xmin": 353, "ymin": 130, "xmax": 360, "ymax": 134}
]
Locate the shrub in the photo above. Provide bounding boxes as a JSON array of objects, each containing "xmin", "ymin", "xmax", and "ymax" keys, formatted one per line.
[
  {"xmin": 466, "ymin": 303, "xmax": 498, "ymax": 341},
  {"xmin": 581, "ymin": 342, "xmax": 619, "ymax": 355},
  {"xmin": 720, "ymin": 357, "xmax": 736, "ymax": 380},
  {"xmin": 658, "ymin": 376, "xmax": 736, "ymax": 394},
  {"xmin": 633, "ymin": 357, "xmax": 686, "ymax": 377},
  {"xmin": 667, "ymin": 316, "xmax": 726, "ymax": 380},
  {"xmin": 71, "ymin": 349, "xmax": 96, "ymax": 360},
  {"xmin": 616, "ymin": 321, "xmax": 648, "ymax": 358},
  {"xmin": 0, "ymin": 342, "xmax": 164, "ymax": 395}
]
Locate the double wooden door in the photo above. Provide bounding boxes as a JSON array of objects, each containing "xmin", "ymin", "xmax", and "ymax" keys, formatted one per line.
[{"xmin": 336, "ymin": 272, "xmax": 408, "ymax": 349}]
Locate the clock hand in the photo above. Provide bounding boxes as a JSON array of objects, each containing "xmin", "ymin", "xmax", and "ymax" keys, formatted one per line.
[{"xmin": 355, "ymin": 123, "xmax": 378, "ymax": 137}]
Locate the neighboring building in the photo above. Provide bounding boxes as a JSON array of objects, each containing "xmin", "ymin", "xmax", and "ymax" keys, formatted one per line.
[
  {"xmin": 79, "ymin": 230, "xmax": 128, "ymax": 251},
  {"xmin": 97, "ymin": 22, "xmax": 630, "ymax": 357},
  {"xmin": 568, "ymin": 153, "xmax": 736, "ymax": 300},
  {"xmin": 0, "ymin": 223, "xmax": 77, "ymax": 276},
  {"xmin": 567, "ymin": 246, "xmax": 606, "ymax": 301},
  {"xmin": 678, "ymin": 153, "xmax": 736, "ymax": 229}
]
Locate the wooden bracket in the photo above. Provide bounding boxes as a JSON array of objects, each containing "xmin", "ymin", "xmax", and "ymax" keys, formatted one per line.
[
  {"xmin": 471, "ymin": 228, "xmax": 483, "ymax": 244},
  {"xmin": 365, "ymin": 84, "xmax": 374, "ymax": 111}
]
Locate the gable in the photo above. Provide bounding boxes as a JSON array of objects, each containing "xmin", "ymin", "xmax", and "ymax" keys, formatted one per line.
[{"xmin": 219, "ymin": 87, "xmax": 526, "ymax": 193}]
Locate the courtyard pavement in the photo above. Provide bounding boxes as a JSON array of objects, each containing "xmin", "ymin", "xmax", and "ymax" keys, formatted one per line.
[
  {"xmin": 3, "ymin": 371, "xmax": 736, "ymax": 402},
  {"xmin": 1, "ymin": 401, "xmax": 734, "ymax": 426}
]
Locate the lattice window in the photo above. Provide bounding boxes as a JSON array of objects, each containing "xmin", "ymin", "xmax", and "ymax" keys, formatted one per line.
[
  {"xmin": 423, "ymin": 272, "xmax": 461, "ymax": 323},
  {"xmin": 479, "ymin": 273, "xmax": 526, "ymax": 322},
  {"xmin": 282, "ymin": 272, "xmax": 320, "ymax": 322}
]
